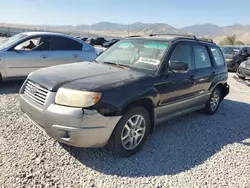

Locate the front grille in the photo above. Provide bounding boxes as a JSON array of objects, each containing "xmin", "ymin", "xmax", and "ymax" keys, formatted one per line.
[{"xmin": 24, "ymin": 80, "xmax": 48, "ymax": 106}]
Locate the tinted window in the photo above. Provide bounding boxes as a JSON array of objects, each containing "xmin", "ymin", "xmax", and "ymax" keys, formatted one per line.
[
  {"xmin": 247, "ymin": 47, "xmax": 250, "ymax": 54},
  {"xmin": 193, "ymin": 46, "xmax": 212, "ymax": 69},
  {"xmin": 210, "ymin": 47, "xmax": 225, "ymax": 66},
  {"xmin": 51, "ymin": 36, "xmax": 82, "ymax": 51},
  {"xmin": 242, "ymin": 48, "xmax": 247, "ymax": 53},
  {"xmin": 169, "ymin": 44, "xmax": 193, "ymax": 72},
  {"xmin": 220, "ymin": 47, "xmax": 240, "ymax": 54}
]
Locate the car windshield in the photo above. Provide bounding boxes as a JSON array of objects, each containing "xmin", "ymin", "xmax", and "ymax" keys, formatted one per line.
[
  {"xmin": 0, "ymin": 33, "xmax": 28, "ymax": 50},
  {"xmin": 95, "ymin": 39, "xmax": 169, "ymax": 72},
  {"xmin": 220, "ymin": 47, "xmax": 241, "ymax": 55}
]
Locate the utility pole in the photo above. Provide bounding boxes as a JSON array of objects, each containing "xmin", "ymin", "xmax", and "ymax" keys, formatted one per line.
[{"xmin": 128, "ymin": 24, "xmax": 130, "ymax": 37}]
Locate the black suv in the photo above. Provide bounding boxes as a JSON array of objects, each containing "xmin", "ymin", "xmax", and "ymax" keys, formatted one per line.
[
  {"xmin": 20, "ymin": 34, "xmax": 229, "ymax": 157},
  {"xmin": 93, "ymin": 37, "xmax": 107, "ymax": 46},
  {"xmin": 220, "ymin": 45, "xmax": 250, "ymax": 72}
]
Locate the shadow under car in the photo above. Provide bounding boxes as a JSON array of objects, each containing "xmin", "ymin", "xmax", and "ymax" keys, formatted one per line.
[{"xmin": 61, "ymin": 99, "xmax": 250, "ymax": 177}]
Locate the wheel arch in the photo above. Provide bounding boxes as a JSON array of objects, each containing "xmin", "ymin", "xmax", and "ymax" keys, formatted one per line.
[
  {"xmin": 213, "ymin": 82, "xmax": 229, "ymax": 101},
  {"xmin": 120, "ymin": 97, "xmax": 157, "ymax": 133}
]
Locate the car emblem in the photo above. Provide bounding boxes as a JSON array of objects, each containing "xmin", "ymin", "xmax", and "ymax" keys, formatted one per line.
[{"xmin": 30, "ymin": 87, "xmax": 37, "ymax": 95}]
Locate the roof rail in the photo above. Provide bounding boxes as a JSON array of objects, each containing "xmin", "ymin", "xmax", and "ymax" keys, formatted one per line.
[
  {"xmin": 197, "ymin": 38, "xmax": 214, "ymax": 43},
  {"xmin": 149, "ymin": 33, "xmax": 197, "ymax": 40},
  {"xmin": 149, "ymin": 33, "xmax": 214, "ymax": 43}
]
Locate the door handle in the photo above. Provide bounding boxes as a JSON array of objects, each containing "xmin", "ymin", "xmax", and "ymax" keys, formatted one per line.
[
  {"xmin": 73, "ymin": 54, "xmax": 79, "ymax": 58},
  {"xmin": 41, "ymin": 55, "xmax": 49, "ymax": 58},
  {"xmin": 189, "ymin": 75, "xmax": 195, "ymax": 81},
  {"xmin": 189, "ymin": 75, "xmax": 197, "ymax": 84}
]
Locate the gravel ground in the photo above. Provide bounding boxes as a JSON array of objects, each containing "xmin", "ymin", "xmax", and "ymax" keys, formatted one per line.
[{"xmin": 0, "ymin": 73, "xmax": 250, "ymax": 188}]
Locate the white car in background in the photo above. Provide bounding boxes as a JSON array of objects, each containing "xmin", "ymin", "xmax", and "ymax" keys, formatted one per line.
[{"xmin": 0, "ymin": 32, "xmax": 97, "ymax": 81}]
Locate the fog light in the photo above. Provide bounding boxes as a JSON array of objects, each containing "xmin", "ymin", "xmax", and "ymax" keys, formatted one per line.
[{"xmin": 58, "ymin": 130, "xmax": 70, "ymax": 139}]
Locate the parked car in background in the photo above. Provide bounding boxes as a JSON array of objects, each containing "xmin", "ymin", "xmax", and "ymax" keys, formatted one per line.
[
  {"xmin": 0, "ymin": 32, "xmax": 10, "ymax": 37},
  {"xmin": 0, "ymin": 32, "xmax": 97, "ymax": 81},
  {"xmin": 86, "ymin": 38, "xmax": 95, "ymax": 46},
  {"xmin": 220, "ymin": 45, "xmax": 250, "ymax": 72},
  {"xmin": 237, "ymin": 58, "xmax": 250, "ymax": 79},
  {"xmin": 93, "ymin": 37, "xmax": 107, "ymax": 46},
  {"xmin": 81, "ymin": 37, "xmax": 88, "ymax": 42},
  {"xmin": 20, "ymin": 34, "xmax": 229, "ymax": 157},
  {"xmin": 102, "ymin": 39, "xmax": 120, "ymax": 48}
]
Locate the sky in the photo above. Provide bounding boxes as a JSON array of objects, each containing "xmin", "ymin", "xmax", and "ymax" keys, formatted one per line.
[{"xmin": 1, "ymin": 0, "xmax": 250, "ymax": 28}]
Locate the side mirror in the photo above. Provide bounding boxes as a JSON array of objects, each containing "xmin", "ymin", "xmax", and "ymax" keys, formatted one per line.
[{"xmin": 169, "ymin": 61, "xmax": 188, "ymax": 73}]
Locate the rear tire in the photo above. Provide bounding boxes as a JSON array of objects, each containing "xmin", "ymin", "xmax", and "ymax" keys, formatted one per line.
[
  {"xmin": 107, "ymin": 106, "xmax": 150, "ymax": 157},
  {"xmin": 0, "ymin": 73, "xmax": 2, "ymax": 86},
  {"xmin": 203, "ymin": 87, "xmax": 222, "ymax": 115}
]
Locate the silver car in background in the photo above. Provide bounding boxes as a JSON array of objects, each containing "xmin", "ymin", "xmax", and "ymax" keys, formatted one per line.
[{"xmin": 0, "ymin": 32, "xmax": 97, "ymax": 81}]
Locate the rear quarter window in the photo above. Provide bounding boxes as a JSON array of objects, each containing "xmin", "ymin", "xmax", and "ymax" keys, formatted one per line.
[{"xmin": 209, "ymin": 47, "xmax": 225, "ymax": 66}]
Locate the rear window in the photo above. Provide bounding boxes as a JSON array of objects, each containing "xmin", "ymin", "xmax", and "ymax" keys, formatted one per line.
[
  {"xmin": 220, "ymin": 47, "xmax": 240, "ymax": 55},
  {"xmin": 210, "ymin": 47, "xmax": 225, "ymax": 66}
]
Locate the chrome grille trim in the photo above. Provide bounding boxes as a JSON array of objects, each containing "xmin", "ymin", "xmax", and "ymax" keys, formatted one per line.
[{"xmin": 24, "ymin": 80, "xmax": 49, "ymax": 106}]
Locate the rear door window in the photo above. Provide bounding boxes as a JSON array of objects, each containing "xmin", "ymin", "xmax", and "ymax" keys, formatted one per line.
[
  {"xmin": 51, "ymin": 36, "xmax": 82, "ymax": 51},
  {"xmin": 209, "ymin": 47, "xmax": 225, "ymax": 66},
  {"xmin": 193, "ymin": 46, "xmax": 212, "ymax": 69}
]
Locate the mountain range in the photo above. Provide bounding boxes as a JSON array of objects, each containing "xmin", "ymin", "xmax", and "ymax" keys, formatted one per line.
[
  {"xmin": 1, "ymin": 22, "xmax": 250, "ymax": 44},
  {"xmin": 56, "ymin": 22, "xmax": 250, "ymax": 44},
  {"xmin": 51, "ymin": 22, "xmax": 250, "ymax": 36}
]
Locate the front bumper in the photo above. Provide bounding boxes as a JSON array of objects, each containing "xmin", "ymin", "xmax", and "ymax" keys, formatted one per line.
[
  {"xmin": 237, "ymin": 66, "xmax": 250, "ymax": 78},
  {"xmin": 20, "ymin": 93, "xmax": 122, "ymax": 148}
]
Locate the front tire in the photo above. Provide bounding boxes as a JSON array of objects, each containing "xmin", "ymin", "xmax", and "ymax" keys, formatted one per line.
[
  {"xmin": 234, "ymin": 63, "xmax": 240, "ymax": 72},
  {"xmin": 203, "ymin": 87, "xmax": 221, "ymax": 115},
  {"xmin": 238, "ymin": 75, "xmax": 246, "ymax": 80},
  {"xmin": 107, "ymin": 107, "xmax": 150, "ymax": 157}
]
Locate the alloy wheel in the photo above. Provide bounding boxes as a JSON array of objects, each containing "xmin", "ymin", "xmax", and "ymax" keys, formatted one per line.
[
  {"xmin": 210, "ymin": 90, "xmax": 220, "ymax": 111},
  {"xmin": 121, "ymin": 115, "xmax": 146, "ymax": 150}
]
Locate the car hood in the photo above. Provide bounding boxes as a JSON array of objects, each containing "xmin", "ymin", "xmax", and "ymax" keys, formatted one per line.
[
  {"xmin": 243, "ymin": 59, "xmax": 250, "ymax": 69},
  {"xmin": 28, "ymin": 62, "xmax": 148, "ymax": 92}
]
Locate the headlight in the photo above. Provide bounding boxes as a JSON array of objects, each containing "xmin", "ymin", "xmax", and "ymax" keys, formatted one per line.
[
  {"xmin": 225, "ymin": 58, "xmax": 233, "ymax": 61},
  {"xmin": 55, "ymin": 88, "xmax": 102, "ymax": 108},
  {"xmin": 240, "ymin": 62, "xmax": 246, "ymax": 68}
]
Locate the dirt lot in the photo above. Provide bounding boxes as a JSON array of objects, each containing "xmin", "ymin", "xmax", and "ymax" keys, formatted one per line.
[{"xmin": 0, "ymin": 73, "xmax": 250, "ymax": 188}]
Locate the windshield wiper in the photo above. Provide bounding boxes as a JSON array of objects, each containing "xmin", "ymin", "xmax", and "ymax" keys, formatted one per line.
[{"xmin": 101, "ymin": 61, "xmax": 130, "ymax": 70}]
